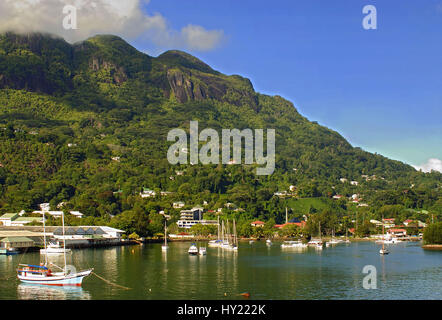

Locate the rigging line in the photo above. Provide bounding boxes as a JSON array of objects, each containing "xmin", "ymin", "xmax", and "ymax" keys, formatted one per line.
[{"xmin": 91, "ymin": 271, "xmax": 132, "ymax": 290}]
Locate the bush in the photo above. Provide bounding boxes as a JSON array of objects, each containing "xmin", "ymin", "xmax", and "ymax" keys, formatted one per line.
[{"xmin": 128, "ymin": 232, "xmax": 140, "ymax": 240}]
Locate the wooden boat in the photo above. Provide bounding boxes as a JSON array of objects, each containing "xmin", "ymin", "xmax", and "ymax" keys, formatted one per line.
[
  {"xmin": 17, "ymin": 264, "xmax": 92, "ymax": 286},
  {"xmin": 18, "ymin": 211, "xmax": 92, "ymax": 286}
]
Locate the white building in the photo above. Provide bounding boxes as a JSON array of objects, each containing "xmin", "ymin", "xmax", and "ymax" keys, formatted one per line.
[
  {"xmin": 140, "ymin": 188, "xmax": 156, "ymax": 198},
  {"xmin": 70, "ymin": 211, "xmax": 84, "ymax": 218},
  {"xmin": 33, "ymin": 210, "xmax": 63, "ymax": 218},
  {"xmin": 0, "ymin": 213, "xmax": 18, "ymax": 226},
  {"xmin": 39, "ymin": 203, "xmax": 50, "ymax": 211},
  {"xmin": 177, "ymin": 219, "xmax": 218, "ymax": 229},
  {"xmin": 370, "ymin": 219, "xmax": 383, "ymax": 226},
  {"xmin": 176, "ymin": 207, "xmax": 216, "ymax": 229},
  {"xmin": 173, "ymin": 201, "xmax": 185, "ymax": 209},
  {"xmin": 350, "ymin": 181, "xmax": 359, "ymax": 186},
  {"xmin": 32, "ymin": 210, "xmax": 83, "ymax": 219}
]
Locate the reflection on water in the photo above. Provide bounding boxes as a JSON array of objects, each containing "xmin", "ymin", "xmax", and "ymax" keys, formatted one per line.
[
  {"xmin": 17, "ymin": 284, "xmax": 91, "ymax": 300},
  {"xmin": 0, "ymin": 241, "xmax": 441, "ymax": 300}
]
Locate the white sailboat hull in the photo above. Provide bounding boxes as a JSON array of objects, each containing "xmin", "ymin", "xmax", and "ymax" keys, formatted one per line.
[{"xmin": 18, "ymin": 269, "xmax": 92, "ymax": 286}]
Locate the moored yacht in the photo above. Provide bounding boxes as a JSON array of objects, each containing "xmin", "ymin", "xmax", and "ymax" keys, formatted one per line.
[
  {"xmin": 40, "ymin": 241, "xmax": 72, "ymax": 255},
  {"xmin": 281, "ymin": 240, "xmax": 307, "ymax": 248},
  {"xmin": 188, "ymin": 243, "xmax": 198, "ymax": 255},
  {"xmin": 18, "ymin": 211, "xmax": 92, "ymax": 286}
]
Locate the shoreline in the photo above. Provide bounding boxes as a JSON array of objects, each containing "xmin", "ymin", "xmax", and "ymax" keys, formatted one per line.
[{"xmin": 422, "ymin": 244, "xmax": 442, "ymax": 250}]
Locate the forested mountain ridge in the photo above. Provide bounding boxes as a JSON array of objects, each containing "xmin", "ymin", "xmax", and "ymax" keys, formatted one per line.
[{"xmin": 0, "ymin": 32, "xmax": 440, "ymax": 235}]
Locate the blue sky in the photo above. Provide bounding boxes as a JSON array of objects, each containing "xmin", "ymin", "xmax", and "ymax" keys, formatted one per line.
[
  {"xmin": 2, "ymin": 1, "xmax": 441, "ymax": 169},
  {"xmin": 130, "ymin": 0, "xmax": 442, "ymax": 169}
]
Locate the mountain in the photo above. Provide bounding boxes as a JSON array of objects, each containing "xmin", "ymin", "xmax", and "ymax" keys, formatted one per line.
[{"xmin": 0, "ymin": 32, "xmax": 440, "ymax": 231}]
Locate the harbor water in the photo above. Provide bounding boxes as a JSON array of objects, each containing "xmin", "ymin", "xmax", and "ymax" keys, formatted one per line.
[{"xmin": 0, "ymin": 241, "xmax": 441, "ymax": 300}]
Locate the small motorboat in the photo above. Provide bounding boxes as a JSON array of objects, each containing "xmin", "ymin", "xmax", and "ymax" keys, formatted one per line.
[
  {"xmin": 308, "ymin": 239, "xmax": 324, "ymax": 250},
  {"xmin": 328, "ymin": 238, "xmax": 341, "ymax": 245},
  {"xmin": 281, "ymin": 241, "xmax": 307, "ymax": 249},
  {"xmin": 1, "ymin": 248, "xmax": 19, "ymax": 255},
  {"xmin": 379, "ymin": 248, "xmax": 390, "ymax": 255},
  {"xmin": 208, "ymin": 239, "xmax": 222, "ymax": 247},
  {"xmin": 199, "ymin": 247, "xmax": 207, "ymax": 255},
  {"xmin": 188, "ymin": 243, "xmax": 198, "ymax": 255}
]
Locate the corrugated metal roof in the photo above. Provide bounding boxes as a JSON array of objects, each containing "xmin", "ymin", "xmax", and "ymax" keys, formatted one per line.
[
  {"xmin": 1, "ymin": 236, "xmax": 35, "ymax": 243},
  {"xmin": 0, "ymin": 213, "xmax": 19, "ymax": 219}
]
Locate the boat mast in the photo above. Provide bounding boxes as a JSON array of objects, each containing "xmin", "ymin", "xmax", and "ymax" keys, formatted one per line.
[
  {"xmin": 164, "ymin": 222, "xmax": 167, "ymax": 246},
  {"xmin": 62, "ymin": 211, "xmax": 67, "ymax": 275},
  {"xmin": 234, "ymin": 219, "xmax": 238, "ymax": 246},
  {"xmin": 42, "ymin": 212, "xmax": 48, "ymax": 266},
  {"xmin": 233, "ymin": 219, "xmax": 236, "ymax": 246},
  {"xmin": 382, "ymin": 215, "xmax": 385, "ymax": 251},
  {"xmin": 226, "ymin": 220, "xmax": 230, "ymax": 244},
  {"xmin": 318, "ymin": 222, "xmax": 321, "ymax": 239},
  {"xmin": 217, "ymin": 216, "xmax": 220, "ymax": 241}
]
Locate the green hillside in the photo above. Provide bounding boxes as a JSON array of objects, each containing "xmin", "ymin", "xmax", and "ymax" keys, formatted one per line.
[{"xmin": 0, "ymin": 32, "xmax": 440, "ymax": 236}]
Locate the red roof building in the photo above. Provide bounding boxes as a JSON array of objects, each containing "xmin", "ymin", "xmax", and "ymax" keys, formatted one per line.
[
  {"xmin": 251, "ymin": 221, "xmax": 265, "ymax": 227},
  {"xmin": 274, "ymin": 221, "xmax": 306, "ymax": 229},
  {"xmin": 387, "ymin": 228, "xmax": 407, "ymax": 236}
]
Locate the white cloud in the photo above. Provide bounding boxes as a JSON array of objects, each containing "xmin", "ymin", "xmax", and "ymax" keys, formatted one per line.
[
  {"xmin": 0, "ymin": 0, "xmax": 225, "ymax": 51},
  {"xmin": 413, "ymin": 158, "xmax": 442, "ymax": 173}
]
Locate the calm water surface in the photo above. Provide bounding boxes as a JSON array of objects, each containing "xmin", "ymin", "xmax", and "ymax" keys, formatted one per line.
[{"xmin": 0, "ymin": 241, "xmax": 440, "ymax": 300}]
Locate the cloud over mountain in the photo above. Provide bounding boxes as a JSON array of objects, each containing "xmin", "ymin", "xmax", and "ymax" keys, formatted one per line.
[
  {"xmin": 414, "ymin": 158, "xmax": 442, "ymax": 173},
  {"xmin": 0, "ymin": 0, "xmax": 225, "ymax": 51}
]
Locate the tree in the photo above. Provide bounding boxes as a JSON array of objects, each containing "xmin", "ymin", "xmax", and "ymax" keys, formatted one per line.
[
  {"xmin": 423, "ymin": 222, "xmax": 442, "ymax": 244},
  {"xmin": 280, "ymin": 224, "xmax": 301, "ymax": 238}
]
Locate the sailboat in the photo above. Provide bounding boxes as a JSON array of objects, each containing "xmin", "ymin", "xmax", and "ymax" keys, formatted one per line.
[
  {"xmin": 344, "ymin": 225, "xmax": 351, "ymax": 244},
  {"xmin": 309, "ymin": 222, "xmax": 323, "ymax": 249},
  {"xmin": 17, "ymin": 211, "xmax": 92, "ymax": 286},
  {"xmin": 162, "ymin": 222, "xmax": 169, "ymax": 251},
  {"xmin": 379, "ymin": 216, "xmax": 390, "ymax": 255},
  {"xmin": 328, "ymin": 229, "xmax": 341, "ymax": 245},
  {"xmin": 208, "ymin": 216, "xmax": 222, "ymax": 247},
  {"xmin": 221, "ymin": 220, "xmax": 231, "ymax": 249},
  {"xmin": 39, "ymin": 214, "xmax": 71, "ymax": 255},
  {"xmin": 230, "ymin": 219, "xmax": 238, "ymax": 251}
]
